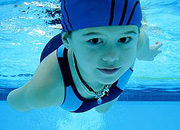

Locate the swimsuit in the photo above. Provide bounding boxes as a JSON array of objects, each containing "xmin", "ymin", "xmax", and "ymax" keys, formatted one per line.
[{"xmin": 57, "ymin": 45, "xmax": 133, "ymax": 113}]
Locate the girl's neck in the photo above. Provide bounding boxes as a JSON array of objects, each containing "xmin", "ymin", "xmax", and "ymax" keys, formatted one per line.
[{"xmin": 68, "ymin": 49, "xmax": 105, "ymax": 92}]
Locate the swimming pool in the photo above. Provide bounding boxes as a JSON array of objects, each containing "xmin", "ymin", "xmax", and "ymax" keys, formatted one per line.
[{"xmin": 0, "ymin": 0, "xmax": 180, "ymax": 130}]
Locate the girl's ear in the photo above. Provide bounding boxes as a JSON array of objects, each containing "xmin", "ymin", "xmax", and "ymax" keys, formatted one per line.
[{"xmin": 61, "ymin": 32, "xmax": 71, "ymax": 49}]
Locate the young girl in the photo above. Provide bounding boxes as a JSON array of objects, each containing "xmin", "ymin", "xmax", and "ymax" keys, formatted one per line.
[{"xmin": 7, "ymin": 0, "xmax": 162, "ymax": 113}]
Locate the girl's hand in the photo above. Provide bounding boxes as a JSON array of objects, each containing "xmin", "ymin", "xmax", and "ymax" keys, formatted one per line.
[{"xmin": 137, "ymin": 42, "xmax": 163, "ymax": 61}]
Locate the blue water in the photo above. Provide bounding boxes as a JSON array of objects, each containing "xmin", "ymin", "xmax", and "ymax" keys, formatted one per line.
[{"xmin": 0, "ymin": 0, "xmax": 180, "ymax": 130}]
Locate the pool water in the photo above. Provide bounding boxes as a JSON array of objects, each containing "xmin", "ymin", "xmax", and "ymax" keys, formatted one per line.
[{"xmin": 0, "ymin": 0, "xmax": 180, "ymax": 130}]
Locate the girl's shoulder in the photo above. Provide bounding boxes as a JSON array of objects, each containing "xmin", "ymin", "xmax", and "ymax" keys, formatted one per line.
[
  {"xmin": 42, "ymin": 49, "xmax": 65, "ymax": 106},
  {"xmin": 27, "ymin": 50, "xmax": 65, "ymax": 107}
]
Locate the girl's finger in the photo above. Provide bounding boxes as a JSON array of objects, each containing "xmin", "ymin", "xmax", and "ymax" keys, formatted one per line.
[{"xmin": 155, "ymin": 42, "xmax": 163, "ymax": 50}]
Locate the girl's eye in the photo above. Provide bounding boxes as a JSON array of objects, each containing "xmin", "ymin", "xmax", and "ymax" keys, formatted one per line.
[
  {"xmin": 87, "ymin": 38, "xmax": 103, "ymax": 44},
  {"xmin": 118, "ymin": 37, "xmax": 131, "ymax": 43}
]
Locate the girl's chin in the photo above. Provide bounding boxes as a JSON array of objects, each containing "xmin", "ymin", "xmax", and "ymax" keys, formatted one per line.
[
  {"xmin": 97, "ymin": 75, "xmax": 120, "ymax": 85},
  {"xmin": 95, "ymin": 71, "xmax": 124, "ymax": 84}
]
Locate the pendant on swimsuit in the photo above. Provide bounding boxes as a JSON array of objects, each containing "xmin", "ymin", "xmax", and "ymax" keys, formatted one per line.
[
  {"xmin": 95, "ymin": 85, "xmax": 110, "ymax": 104},
  {"xmin": 97, "ymin": 98, "xmax": 102, "ymax": 104}
]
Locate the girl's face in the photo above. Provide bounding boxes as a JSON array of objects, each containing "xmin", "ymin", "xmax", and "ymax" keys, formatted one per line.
[{"xmin": 63, "ymin": 25, "xmax": 139, "ymax": 85}]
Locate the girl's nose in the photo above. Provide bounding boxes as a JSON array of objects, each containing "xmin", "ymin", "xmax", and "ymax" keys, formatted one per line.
[{"xmin": 101, "ymin": 46, "xmax": 119, "ymax": 62}]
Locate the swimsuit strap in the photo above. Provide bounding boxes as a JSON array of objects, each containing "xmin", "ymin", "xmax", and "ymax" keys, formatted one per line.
[{"xmin": 57, "ymin": 45, "xmax": 73, "ymax": 87}]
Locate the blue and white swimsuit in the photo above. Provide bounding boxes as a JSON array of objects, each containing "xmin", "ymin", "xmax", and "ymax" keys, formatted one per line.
[{"xmin": 56, "ymin": 45, "xmax": 133, "ymax": 113}]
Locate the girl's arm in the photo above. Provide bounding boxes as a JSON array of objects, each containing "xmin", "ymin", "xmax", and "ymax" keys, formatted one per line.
[{"xmin": 7, "ymin": 50, "xmax": 64, "ymax": 112}]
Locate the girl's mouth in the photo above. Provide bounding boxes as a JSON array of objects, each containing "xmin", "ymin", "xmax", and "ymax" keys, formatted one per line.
[{"xmin": 98, "ymin": 68, "xmax": 120, "ymax": 74}]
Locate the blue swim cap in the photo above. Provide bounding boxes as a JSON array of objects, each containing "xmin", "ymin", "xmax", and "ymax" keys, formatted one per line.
[{"xmin": 61, "ymin": 0, "xmax": 142, "ymax": 32}]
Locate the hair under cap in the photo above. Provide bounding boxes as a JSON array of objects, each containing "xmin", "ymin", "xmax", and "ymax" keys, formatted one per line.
[{"xmin": 61, "ymin": 0, "xmax": 142, "ymax": 32}]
